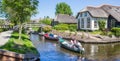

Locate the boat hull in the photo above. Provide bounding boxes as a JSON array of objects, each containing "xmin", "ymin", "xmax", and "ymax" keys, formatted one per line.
[
  {"xmin": 44, "ymin": 36, "xmax": 58, "ymax": 41},
  {"xmin": 59, "ymin": 38, "xmax": 84, "ymax": 53},
  {"xmin": 60, "ymin": 43, "xmax": 81, "ymax": 53}
]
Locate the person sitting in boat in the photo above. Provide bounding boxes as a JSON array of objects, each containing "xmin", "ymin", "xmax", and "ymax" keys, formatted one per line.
[
  {"xmin": 70, "ymin": 38, "xmax": 76, "ymax": 44},
  {"xmin": 70, "ymin": 39, "xmax": 76, "ymax": 48},
  {"xmin": 71, "ymin": 38, "xmax": 81, "ymax": 50}
]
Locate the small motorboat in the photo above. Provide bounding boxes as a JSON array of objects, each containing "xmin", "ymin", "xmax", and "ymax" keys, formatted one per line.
[
  {"xmin": 59, "ymin": 38, "xmax": 84, "ymax": 53},
  {"xmin": 44, "ymin": 33, "xmax": 58, "ymax": 41}
]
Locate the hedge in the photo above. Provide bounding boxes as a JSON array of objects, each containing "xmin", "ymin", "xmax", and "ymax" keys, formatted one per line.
[{"xmin": 111, "ymin": 27, "xmax": 120, "ymax": 37}]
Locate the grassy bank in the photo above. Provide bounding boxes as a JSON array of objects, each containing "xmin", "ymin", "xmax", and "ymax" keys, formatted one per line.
[
  {"xmin": 32, "ymin": 27, "xmax": 39, "ymax": 31},
  {"xmin": 0, "ymin": 31, "xmax": 38, "ymax": 54}
]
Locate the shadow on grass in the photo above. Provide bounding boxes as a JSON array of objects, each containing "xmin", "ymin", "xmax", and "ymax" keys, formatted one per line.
[
  {"xmin": 11, "ymin": 35, "xmax": 30, "ymax": 41},
  {"xmin": 10, "ymin": 32, "xmax": 30, "ymax": 41},
  {"xmin": 0, "ymin": 32, "xmax": 38, "ymax": 54}
]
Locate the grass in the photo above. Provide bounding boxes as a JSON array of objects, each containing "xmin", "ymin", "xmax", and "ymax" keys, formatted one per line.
[
  {"xmin": 32, "ymin": 27, "xmax": 39, "ymax": 31},
  {"xmin": 0, "ymin": 31, "xmax": 39, "ymax": 54}
]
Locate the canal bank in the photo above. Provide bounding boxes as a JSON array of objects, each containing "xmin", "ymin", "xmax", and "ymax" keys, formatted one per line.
[
  {"xmin": 0, "ymin": 31, "xmax": 40, "ymax": 61},
  {"xmin": 50, "ymin": 30, "xmax": 120, "ymax": 44}
]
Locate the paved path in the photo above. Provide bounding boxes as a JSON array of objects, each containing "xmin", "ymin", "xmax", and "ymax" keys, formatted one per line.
[{"xmin": 0, "ymin": 30, "xmax": 13, "ymax": 46}]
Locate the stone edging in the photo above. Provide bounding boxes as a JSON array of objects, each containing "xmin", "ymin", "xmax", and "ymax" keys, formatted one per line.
[
  {"xmin": 49, "ymin": 30, "xmax": 120, "ymax": 44},
  {"xmin": 0, "ymin": 49, "xmax": 40, "ymax": 60},
  {"xmin": 0, "ymin": 49, "xmax": 24, "ymax": 59},
  {"xmin": 63, "ymin": 37, "xmax": 120, "ymax": 44}
]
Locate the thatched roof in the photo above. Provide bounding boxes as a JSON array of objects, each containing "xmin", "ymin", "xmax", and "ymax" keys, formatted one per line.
[
  {"xmin": 80, "ymin": 6, "xmax": 108, "ymax": 18},
  {"xmin": 101, "ymin": 5, "xmax": 120, "ymax": 22},
  {"xmin": 77, "ymin": 4, "xmax": 120, "ymax": 22},
  {"xmin": 54, "ymin": 14, "xmax": 77, "ymax": 24}
]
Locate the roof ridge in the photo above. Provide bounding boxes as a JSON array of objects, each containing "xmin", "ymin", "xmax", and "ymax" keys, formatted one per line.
[{"xmin": 86, "ymin": 4, "xmax": 120, "ymax": 9}]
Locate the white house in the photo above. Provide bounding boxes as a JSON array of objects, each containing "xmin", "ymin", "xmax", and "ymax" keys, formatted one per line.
[
  {"xmin": 76, "ymin": 5, "xmax": 120, "ymax": 31},
  {"xmin": 76, "ymin": 4, "xmax": 120, "ymax": 31}
]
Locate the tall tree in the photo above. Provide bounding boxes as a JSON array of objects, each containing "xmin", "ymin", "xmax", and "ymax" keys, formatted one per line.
[
  {"xmin": 1, "ymin": 0, "xmax": 39, "ymax": 40},
  {"xmin": 55, "ymin": 2, "xmax": 73, "ymax": 15}
]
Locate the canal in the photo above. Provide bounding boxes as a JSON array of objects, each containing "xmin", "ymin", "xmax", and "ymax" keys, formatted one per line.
[{"xmin": 30, "ymin": 34, "xmax": 120, "ymax": 61}]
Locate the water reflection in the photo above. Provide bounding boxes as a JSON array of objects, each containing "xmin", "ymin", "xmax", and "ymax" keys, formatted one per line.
[
  {"xmin": 83, "ymin": 43, "xmax": 120, "ymax": 61},
  {"xmin": 30, "ymin": 34, "xmax": 120, "ymax": 61}
]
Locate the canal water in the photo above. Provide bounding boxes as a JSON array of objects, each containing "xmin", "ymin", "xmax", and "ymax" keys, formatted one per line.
[{"xmin": 30, "ymin": 34, "xmax": 120, "ymax": 61}]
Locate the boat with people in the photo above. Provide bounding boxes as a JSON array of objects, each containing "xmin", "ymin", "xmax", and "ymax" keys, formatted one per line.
[
  {"xmin": 59, "ymin": 38, "xmax": 85, "ymax": 53},
  {"xmin": 44, "ymin": 33, "xmax": 59, "ymax": 41}
]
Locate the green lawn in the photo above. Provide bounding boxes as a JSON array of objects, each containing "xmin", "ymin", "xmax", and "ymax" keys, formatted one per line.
[
  {"xmin": 32, "ymin": 27, "xmax": 39, "ymax": 31},
  {"xmin": 0, "ymin": 31, "xmax": 38, "ymax": 54}
]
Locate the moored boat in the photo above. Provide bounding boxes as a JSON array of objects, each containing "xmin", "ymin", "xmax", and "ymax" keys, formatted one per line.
[
  {"xmin": 44, "ymin": 33, "xmax": 58, "ymax": 41},
  {"xmin": 59, "ymin": 38, "xmax": 84, "ymax": 53}
]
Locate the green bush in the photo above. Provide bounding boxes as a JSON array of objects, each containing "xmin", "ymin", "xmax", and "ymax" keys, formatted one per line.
[
  {"xmin": 0, "ymin": 28, "xmax": 3, "ymax": 32},
  {"xmin": 100, "ymin": 28, "xmax": 109, "ymax": 35},
  {"xmin": 68, "ymin": 24, "xmax": 77, "ymax": 31},
  {"xmin": 108, "ymin": 32, "xmax": 113, "ymax": 37},
  {"xmin": 53, "ymin": 24, "xmax": 69, "ymax": 30},
  {"xmin": 111, "ymin": 27, "xmax": 120, "ymax": 37},
  {"xmin": 40, "ymin": 18, "xmax": 51, "ymax": 25},
  {"xmin": 98, "ymin": 20, "xmax": 106, "ymax": 31},
  {"xmin": 53, "ymin": 24, "xmax": 77, "ymax": 31},
  {"xmin": 43, "ymin": 26, "xmax": 52, "ymax": 33}
]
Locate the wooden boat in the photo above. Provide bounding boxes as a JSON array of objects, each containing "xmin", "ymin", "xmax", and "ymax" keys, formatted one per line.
[
  {"xmin": 44, "ymin": 34, "xmax": 58, "ymax": 41},
  {"xmin": 59, "ymin": 38, "xmax": 84, "ymax": 53}
]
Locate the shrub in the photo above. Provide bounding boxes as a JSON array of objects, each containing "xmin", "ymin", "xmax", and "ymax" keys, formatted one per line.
[
  {"xmin": 53, "ymin": 24, "xmax": 77, "ymax": 31},
  {"xmin": 68, "ymin": 24, "xmax": 77, "ymax": 31},
  {"xmin": 40, "ymin": 18, "xmax": 51, "ymax": 25},
  {"xmin": 100, "ymin": 28, "xmax": 108, "ymax": 35},
  {"xmin": 98, "ymin": 20, "xmax": 106, "ymax": 31},
  {"xmin": 53, "ymin": 24, "xmax": 69, "ymax": 30},
  {"xmin": 0, "ymin": 28, "xmax": 3, "ymax": 32},
  {"xmin": 111, "ymin": 27, "xmax": 120, "ymax": 37},
  {"xmin": 108, "ymin": 32, "xmax": 113, "ymax": 37},
  {"xmin": 43, "ymin": 26, "xmax": 52, "ymax": 33}
]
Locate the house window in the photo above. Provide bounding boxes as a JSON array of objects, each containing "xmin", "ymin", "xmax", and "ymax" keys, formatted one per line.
[
  {"xmin": 80, "ymin": 13, "xmax": 82, "ymax": 17},
  {"xmin": 84, "ymin": 12, "xmax": 87, "ymax": 17},
  {"xmin": 94, "ymin": 20, "xmax": 97, "ymax": 28},
  {"xmin": 87, "ymin": 17, "xmax": 90, "ymax": 28},
  {"xmin": 81, "ymin": 18, "xmax": 84, "ymax": 28},
  {"xmin": 94, "ymin": 18, "xmax": 97, "ymax": 20}
]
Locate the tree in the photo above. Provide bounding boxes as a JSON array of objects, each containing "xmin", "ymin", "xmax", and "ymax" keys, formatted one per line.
[
  {"xmin": 55, "ymin": 2, "xmax": 72, "ymax": 15},
  {"xmin": 1, "ymin": 0, "xmax": 39, "ymax": 40},
  {"xmin": 98, "ymin": 20, "xmax": 108, "ymax": 35},
  {"xmin": 98, "ymin": 20, "xmax": 106, "ymax": 31}
]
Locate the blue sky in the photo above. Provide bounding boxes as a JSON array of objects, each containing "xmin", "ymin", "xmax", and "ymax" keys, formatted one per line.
[{"xmin": 31, "ymin": 0, "xmax": 120, "ymax": 19}]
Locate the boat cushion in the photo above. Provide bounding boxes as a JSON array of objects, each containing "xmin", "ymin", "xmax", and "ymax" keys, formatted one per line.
[
  {"xmin": 49, "ymin": 33, "xmax": 54, "ymax": 37},
  {"xmin": 59, "ymin": 38, "xmax": 64, "ymax": 42}
]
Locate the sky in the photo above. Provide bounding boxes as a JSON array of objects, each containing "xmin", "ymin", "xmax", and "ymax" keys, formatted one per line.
[{"xmin": 31, "ymin": 0, "xmax": 120, "ymax": 20}]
